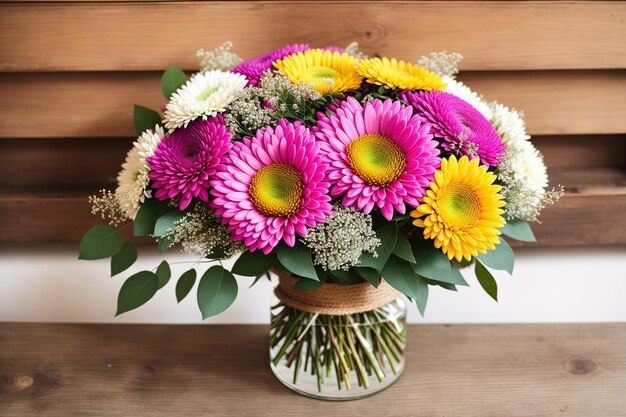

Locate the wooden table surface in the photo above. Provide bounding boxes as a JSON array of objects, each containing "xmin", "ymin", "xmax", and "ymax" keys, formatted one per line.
[{"xmin": 1, "ymin": 323, "xmax": 624, "ymax": 416}]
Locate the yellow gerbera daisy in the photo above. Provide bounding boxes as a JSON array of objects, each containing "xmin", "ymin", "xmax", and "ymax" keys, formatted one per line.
[
  {"xmin": 357, "ymin": 57, "xmax": 447, "ymax": 91},
  {"xmin": 273, "ymin": 49, "xmax": 362, "ymax": 95},
  {"xmin": 410, "ymin": 155, "xmax": 506, "ymax": 262}
]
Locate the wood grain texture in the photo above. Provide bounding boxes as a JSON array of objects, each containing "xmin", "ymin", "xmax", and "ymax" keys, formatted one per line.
[
  {"xmin": 1, "ymin": 323, "xmax": 625, "ymax": 416},
  {"xmin": 1, "ymin": 164, "xmax": 624, "ymax": 245},
  {"xmin": 1, "ymin": 1, "xmax": 624, "ymax": 72},
  {"xmin": 1, "ymin": 70, "xmax": 624, "ymax": 139}
]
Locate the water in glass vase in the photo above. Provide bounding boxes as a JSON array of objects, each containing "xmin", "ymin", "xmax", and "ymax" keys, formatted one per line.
[{"xmin": 269, "ymin": 298, "xmax": 407, "ymax": 400}]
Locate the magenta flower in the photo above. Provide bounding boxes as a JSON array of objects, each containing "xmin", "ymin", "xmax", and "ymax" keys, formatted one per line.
[
  {"xmin": 210, "ymin": 119, "xmax": 333, "ymax": 254},
  {"xmin": 313, "ymin": 97, "xmax": 440, "ymax": 220},
  {"xmin": 148, "ymin": 117, "xmax": 232, "ymax": 210},
  {"xmin": 233, "ymin": 44, "xmax": 310, "ymax": 86},
  {"xmin": 401, "ymin": 90, "xmax": 505, "ymax": 166}
]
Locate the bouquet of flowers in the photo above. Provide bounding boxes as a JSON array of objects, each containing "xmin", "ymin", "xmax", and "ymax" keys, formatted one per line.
[{"xmin": 80, "ymin": 42, "xmax": 562, "ymax": 399}]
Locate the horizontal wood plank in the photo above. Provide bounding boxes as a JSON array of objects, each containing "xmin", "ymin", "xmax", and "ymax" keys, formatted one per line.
[
  {"xmin": 1, "ymin": 323, "xmax": 625, "ymax": 416},
  {"xmin": 1, "ymin": 1, "xmax": 624, "ymax": 72},
  {"xmin": 1, "ymin": 165, "xmax": 624, "ymax": 246},
  {"xmin": 1, "ymin": 70, "xmax": 624, "ymax": 139}
]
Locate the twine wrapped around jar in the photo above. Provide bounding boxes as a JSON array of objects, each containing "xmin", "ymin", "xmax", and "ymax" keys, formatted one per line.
[{"xmin": 273, "ymin": 270, "xmax": 401, "ymax": 315}]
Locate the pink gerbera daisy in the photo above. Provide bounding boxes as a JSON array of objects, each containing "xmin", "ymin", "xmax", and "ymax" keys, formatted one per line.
[
  {"xmin": 313, "ymin": 97, "xmax": 440, "ymax": 220},
  {"xmin": 148, "ymin": 117, "xmax": 231, "ymax": 210},
  {"xmin": 210, "ymin": 119, "xmax": 332, "ymax": 254},
  {"xmin": 401, "ymin": 90, "xmax": 505, "ymax": 166},
  {"xmin": 233, "ymin": 44, "xmax": 310, "ymax": 86}
]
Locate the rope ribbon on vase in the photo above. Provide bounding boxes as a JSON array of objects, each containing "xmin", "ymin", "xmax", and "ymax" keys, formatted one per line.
[{"xmin": 273, "ymin": 270, "xmax": 401, "ymax": 315}]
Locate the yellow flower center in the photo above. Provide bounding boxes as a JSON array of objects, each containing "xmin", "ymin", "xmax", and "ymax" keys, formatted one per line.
[
  {"xmin": 196, "ymin": 86, "xmax": 219, "ymax": 101},
  {"xmin": 303, "ymin": 66, "xmax": 343, "ymax": 84},
  {"xmin": 347, "ymin": 134, "xmax": 406, "ymax": 187},
  {"xmin": 438, "ymin": 183, "xmax": 481, "ymax": 230},
  {"xmin": 249, "ymin": 164, "xmax": 304, "ymax": 217}
]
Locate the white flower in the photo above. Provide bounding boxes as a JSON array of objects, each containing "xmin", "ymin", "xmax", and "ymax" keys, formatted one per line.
[
  {"xmin": 510, "ymin": 141, "xmax": 549, "ymax": 194},
  {"xmin": 442, "ymin": 75, "xmax": 492, "ymax": 119},
  {"xmin": 489, "ymin": 102, "xmax": 530, "ymax": 148},
  {"xmin": 162, "ymin": 70, "xmax": 248, "ymax": 131},
  {"xmin": 116, "ymin": 147, "xmax": 151, "ymax": 219},
  {"xmin": 418, "ymin": 52, "xmax": 463, "ymax": 78},
  {"xmin": 134, "ymin": 124, "xmax": 165, "ymax": 168},
  {"xmin": 196, "ymin": 41, "xmax": 243, "ymax": 73}
]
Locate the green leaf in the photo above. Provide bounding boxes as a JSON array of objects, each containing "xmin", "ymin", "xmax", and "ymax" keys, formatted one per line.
[
  {"xmin": 176, "ymin": 269, "xmax": 196, "ymax": 303},
  {"xmin": 423, "ymin": 278, "xmax": 457, "ymax": 292},
  {"xmin": 134, "ymin": 199, "xmax": 168, "ymax": 236},
  {"xmin": 412, "ymin": 246, "xmax": 451, "ymax": 281},
  {"xmin": 475, "ymin": 260, "xmax": 498, "ymax": 301},
  {"xmin": 110, "ymin": 241, "xmax": 137, "ymax": 276},
  {"xmin": 478, "ymin": 239, "xmax": 514, "ymax": 274},
  {"xmin": 355, "ymin": 267, "xmax": 380, "ymax": 288},
  {"xmin": 447, "ymin": 266, "xmax": 469, "ymax": 286},
  {"xmin": 79, "ymin": 225, "xmax": 123, "ymax": 260},
  {"xmin": 501, "ymin": 218, "xmax": 537, "ymax": 242},
  {"xmin": 328, "ymin": 269, "xmax": 362, "ymax": 285},
  {"xmin": 294, "ymin": 276, "xmax": 325, "ymax": 291},
  {"xmin": 133, "ymin": 105, "xmax": 161, "ymax": 136},
  {"xmin": 158, "ymin": 236, "xmax": 173, "ymax": 254},
  {"xmin": 116, "ymin": 271, "xmax": 159, "ymax": 315},
  {"xmin": 414, "ymin": 276, "xmax": 429, "ymax": 316},
  {"xmin": 161, "ymin": 67, "xmax": 187, "ymax": 99},
  {"xmin": 458, "ymin": 257, "xmax": 474, "ymax": 268},
  {"xmin": 197, "ymin": 265, "xmax": 238, "ymax": 319},
  {"xmin": 156, "ymin": 261, "xmax": 171, "ymax": 289},
  {"xmin": 232, "ymin": 250, "xmax": 276, "ymax": 277},
  {"xmin": 154, "ymin": 211, "xmax": 186, "ymax": 237},
  {"xmin": 357, "ymin": 223, "xmax": 398, "ymax": 272},
  {"xmin": 277, "ymin": 242, "xmax": 318, "ymax": 281},
  {"xmin": 381, "ymin": 255, "xmax": 420, "ymax": 299},
  {"xmin": 392, "ymin": 233, "xmax": 416, "ymax": 263}
]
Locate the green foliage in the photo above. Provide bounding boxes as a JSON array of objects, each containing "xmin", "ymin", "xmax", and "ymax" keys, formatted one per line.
[
  {"xmin": 478, "ymin": 239, "xmax": 514, "ymax": 274},
  {"xmin": 475, "ymin": 260, "xmax": 498, "ymax": 301},
  {"xmin": 294, "ymin": 275, "xmax": 325, "ymax": 291},
  {"xmin": 355, "ymin": 267, "xmax": 380, "ymax": 288},
  {"xmin": 161, "ymin": 67, "xmax": 187, "ymax": 99},
  {"xmin": 501, "ymin": 218, "xmax": 537, "ymax": 242},
  {"xmin": 232, "ymin": 250, "xmax": 276, "ymax": 277},
  {"xmin": 133, "ymin": 105, "xmax": 161, "ymax": 136},
  {"xmin": 392, "ymin": 233, "xmax": 416, "ymax": 263},
  {"xmin": 357, "ymin": 222, "xmax": 397, "ymax": 272},
  {"xmin": 328, "ymin": 269, "xmax": 362, "ymax": 285},
  {"xmin": 154, "ymin": 211, "xmax": 186, "ymax": 237},
  {"xmin": 110, "ymin": 241, "xmax": 137, "ymax": 277},
  {"xmin": 134, "ymin": 199, "xmax": 169, "ymax": 237},
  {"xmin": 116, "ymin": 271, "xmax": 159, "ymax": 316},
  {"xmin": 197, "ymin": 265, "xmax": 238, "ymax": 319},
  {"xmin": 176, "ymin": 269, "xmax": 197, "ymax": 303},
  {"xmin": 277, "ymin": 241, "xmax": 318, "ymax": 281},
  {"xmin": 79, "ymin": 225, "xmax": 122, "ymax": 260},
  {"xmin": 412, "ymin": 244, "xmax": 468, "ymax": 286},
  {"xmin": 158, "ymin": 236, "xmax": 173, "ymax": 254},
  {"xmin": 156, "ymin": 261, "xmax": 171, "ymax": 289},
  {"xmin": 413, "ymin": 276, "xmax": 429, "ymax": 316}
]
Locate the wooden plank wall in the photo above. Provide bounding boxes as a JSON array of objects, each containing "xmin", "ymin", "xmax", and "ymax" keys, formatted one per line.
[{"xmin": 0, "ymin": 1, "xmax": 624, "ymax": 246}]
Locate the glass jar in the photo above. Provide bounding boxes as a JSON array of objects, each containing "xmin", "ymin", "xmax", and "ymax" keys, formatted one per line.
[{"xmin": 269, "ymin": 295, "xmax": 407, "ymax": 400}]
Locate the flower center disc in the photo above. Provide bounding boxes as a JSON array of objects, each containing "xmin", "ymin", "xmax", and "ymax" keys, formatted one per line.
[
  {"xmin": 303, "ymin": 66, "xmax": 343, "ymax": 84},
  {"xmin": 438, "ymin": 183, "xmax": 481, "ymax": 230},
  {"xmin": 347, "ymin": 134, "xmax": 407, "ymax": 187},
  {"xmin": 249, "ymin": 164, "xmax": 304, "ymax": 217},
  {"xmin": 196, "ymin": 86, "xmax": 219, "ymax": 101}
]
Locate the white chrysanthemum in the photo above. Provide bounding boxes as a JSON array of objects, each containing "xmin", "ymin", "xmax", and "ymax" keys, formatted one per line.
[
  {"xmin": 162, "ymin": 70, "xmax": 247, "ymax": 131},
  {"xmin": 510, "ymin": 141, "xmax": 548, "ymax": 194},
  {"xmin": 489, "ymin": 102, "xmax": 530, "ymax": 148},
  {"xmin": 115, "ymin": 147, "xmax": 151, "ymax": 219},
  {"xmin": 134, "ymin": 124, "xmax": 165, "ymax": 167},
  {"xmin": 442, "ymin": 75, "xmax": 492, "ymax": 119}
]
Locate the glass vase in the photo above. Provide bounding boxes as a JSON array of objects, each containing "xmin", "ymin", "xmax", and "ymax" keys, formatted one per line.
[{"xmin": 269, "ymin": 290, "xmax": 407, "ymax": 401}]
